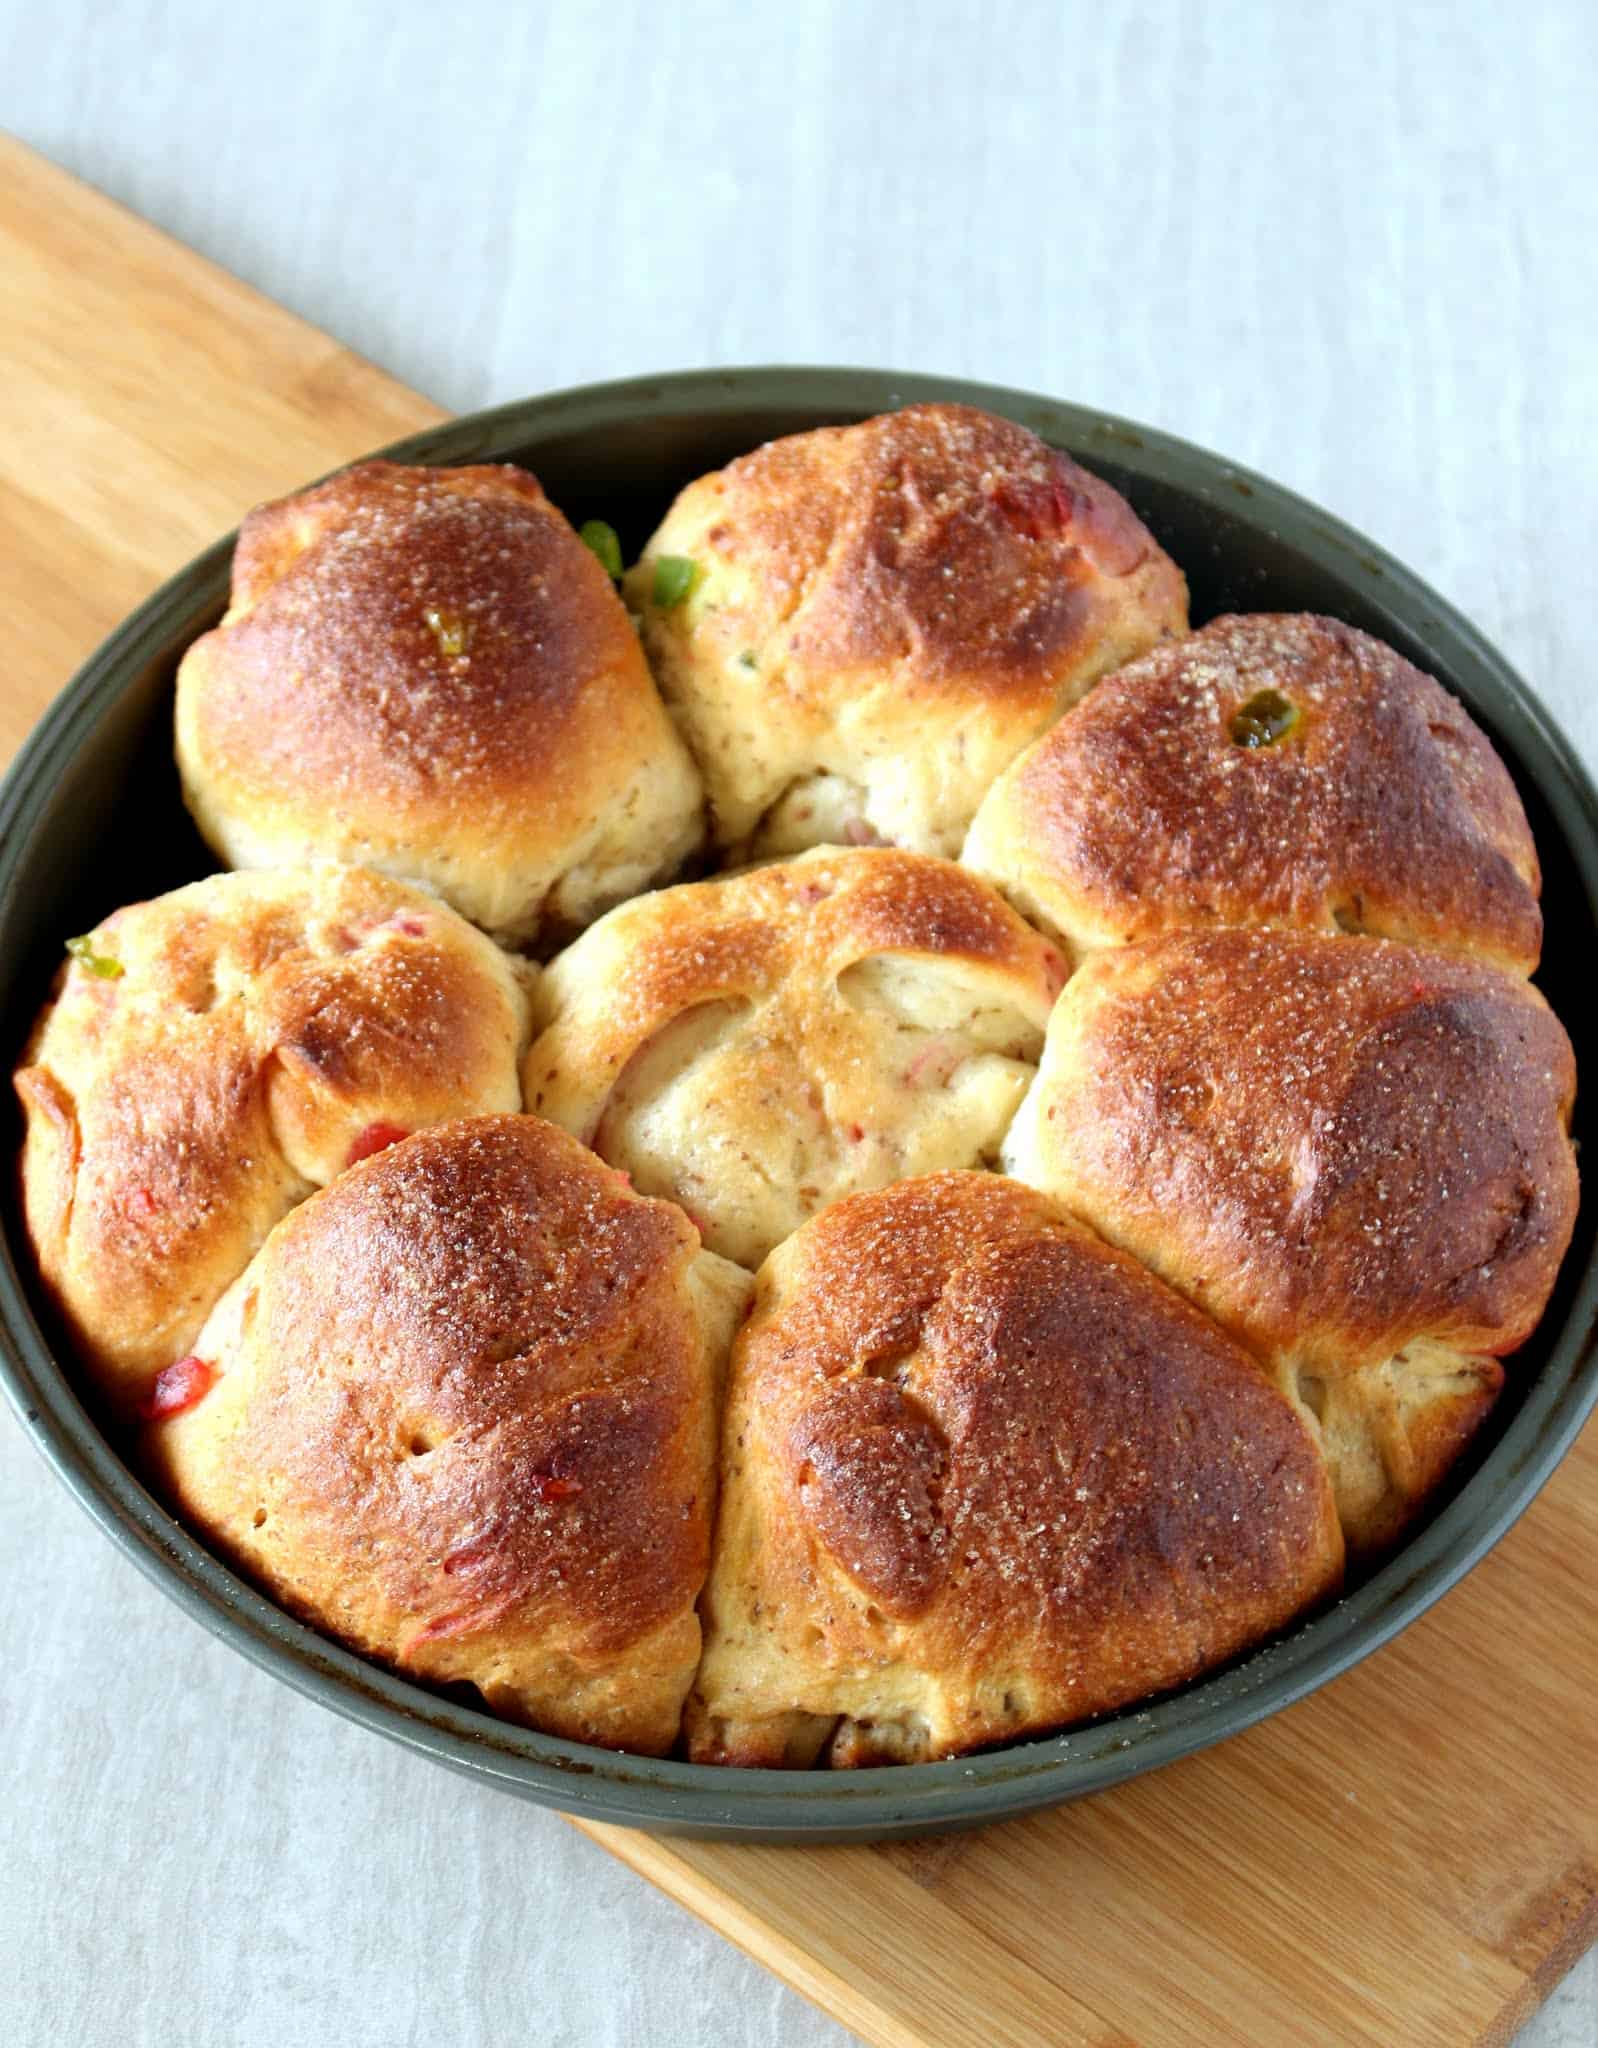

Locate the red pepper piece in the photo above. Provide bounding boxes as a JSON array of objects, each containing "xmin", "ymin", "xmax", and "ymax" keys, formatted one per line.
[
  {"xmin": 990, "ymin": 456, "xmax": 1086, "ymax": 543},
  {"xmin": 347, "ymin": 1120, "xmax": 410, "ymax": 1166},
  {"xmin": 1048, "ymin": 468, "xmax": 1082, "ymax": 533},
  {"xmin": 529, "ymin": 1473, "xmax": 583, "ymax": 1504},
  {"xmin": 140, "ymin": 1355, "xmax": 216, "ymax": 1421}
]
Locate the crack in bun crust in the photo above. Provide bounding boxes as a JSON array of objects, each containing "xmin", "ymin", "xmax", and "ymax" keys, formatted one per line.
[{"xmin": 524, "ymin": 847, "xmax": 1067, "ymax": 1268}]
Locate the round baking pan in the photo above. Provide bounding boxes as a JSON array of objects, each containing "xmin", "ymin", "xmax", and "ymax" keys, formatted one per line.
[{"xmin": 2, "ymin": 367, "xmax": 1595, "ymax": 1841}]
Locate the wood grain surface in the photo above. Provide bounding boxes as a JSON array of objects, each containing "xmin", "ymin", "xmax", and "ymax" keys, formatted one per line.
[{"xmin": 1, "ymin": 76, "xmax": 1595, "ymax": 2048}]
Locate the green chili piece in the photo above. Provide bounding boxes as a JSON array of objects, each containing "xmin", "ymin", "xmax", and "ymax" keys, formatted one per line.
[
  {"xmin": 653, "ymin": 555, "xmax": 700, "ymax": 609},
  {"xmin": 578, "ymin": 520, "xmax": 624, "ymax": 580},
  {"xmin": 1229, "ymin": 689, "xmax": 1300, "ymax": 748},
  {"xmin": 423, "ymin": 605, "xmax": 473, "ymax": 658},
  {"xmin": 66, "ymin": 934, "xmax": 123, "ymax": 979}
]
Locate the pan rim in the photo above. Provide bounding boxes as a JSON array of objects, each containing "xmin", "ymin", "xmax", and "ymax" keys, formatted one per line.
[{"xmin": 3, "ymin": 364, "xmax": 1595, "ymax": 1840}]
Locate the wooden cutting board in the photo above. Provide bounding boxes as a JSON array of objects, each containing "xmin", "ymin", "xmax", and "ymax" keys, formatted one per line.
[{"xmin": 3, "ymin": 133, "xmax": 1594, "ymax": 2048}]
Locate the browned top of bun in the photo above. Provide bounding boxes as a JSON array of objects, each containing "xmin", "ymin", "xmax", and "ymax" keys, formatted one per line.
[
  {"xmin": 690, "ymin": 1173, "xmax": 1340, "ymax": 1764},
  {"xmin": 768, "ymin": 1175, "xmax": 1338, "ymax": 1621},
  {"xmin": 702, "ymin": 404, "xmax": 1173, "ymax": 686},
  {"xmin": 199, "ymin": 1118, "xmax": 707, "ymax": 1655},
  {"xmin": 206, "ymin": 461, "xmax": 637, "ymax": 806},
  {"xmin": 148, "ymin": 1116, "xmax": 744, "ymax": 1753},
  {"xmin": 175, "ymin": 462, "xmax": 704, "ymax": 941},
  {"xmin": 967, "ymin": 613, "xmax": 1541, "ymax": 971},
  {"xmin": 627, "ymin": 404, "xmax": 1187, "ymax": 853},
  {"xmin": 1007, "ymin": 931, "xmax": 1578, "ymax": 1371},
  {"xmin": 13, "ymin": 867, "xmax": 529, "ymax": 1412}
]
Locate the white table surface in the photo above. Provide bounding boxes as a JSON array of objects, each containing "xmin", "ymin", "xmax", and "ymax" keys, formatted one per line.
[{"xmin": 3, "ymin": 3, "xmax": 1595, "ymax": 2043}]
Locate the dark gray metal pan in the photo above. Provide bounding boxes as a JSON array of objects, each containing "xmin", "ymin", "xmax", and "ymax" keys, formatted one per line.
[{"xmin": 2, "ymin": 367, "xmax": 1594, "ymax": 1840}]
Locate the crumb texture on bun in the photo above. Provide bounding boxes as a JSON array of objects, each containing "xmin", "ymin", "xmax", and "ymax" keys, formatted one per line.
[
  {"xmin": 145, "ymin": 1115, "xmax": 751, "ymax": 1755},
  {"xmin": 625, "ymin": 404, "xmax": 1187, "ymax": 858},
  {"xmin": 175, "ymin": 461, "xmax": 705, "ymax": 944},
  {"xmin": 964, "ymin": 612, "xmax": 1542, "ymax": 972},
  {"xmin": 687, "ymin": 1172, "xmax": 1342, "ymax": 1767},
  {"xmin": 14, "ymin": 866, "xmax": 532, "ymax": 1414},
  {"xmin": 525, "ymin": 847, "xmax": 1067, "ymax": 1267}
]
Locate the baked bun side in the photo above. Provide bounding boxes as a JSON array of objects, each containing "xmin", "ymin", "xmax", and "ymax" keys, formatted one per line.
[
  {"xmin": 146, "ymin": 1116, "xmax": 751, "ymax": 1756},
  {"xmin": 686, "ymin": 1172, "xmax": 1342, "ymax": 1767},
  {"xmin": 1003, "ymin": 930, "xmax": 1578, "ymax": 1548},
  {"xmin": 1286, "ymin": 1343, "xmax": 1505, "ymax": 1555},
  {"xmin": 14, "ymin": 867, "xmax": 533, "ymax": 1415},
  {"xmin": 963, "ymin": 613, "xmax": 1542, "ymax": 973},
  {"xmin": 624, "ymin": 404, "xmax": 1187, "ymax": 858},
  {"xmin": 175, "ymin": 461, "xmax": 705, "ymax": 944},
  {"xmin": 524, "ymin": 847, "xmax": 1068, "ymax": 1268}
]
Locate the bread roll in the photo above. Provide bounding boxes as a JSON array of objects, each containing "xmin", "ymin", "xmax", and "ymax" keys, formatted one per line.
[
  {"xmin": 964, "ymin": 613, "xmax": 1541, "ymax": 972},
  {"xmin": 525, "ymin": 847, "xmax": 1066, "ymax": 1267},
  {"xmin": 146, "ymin": 1116, "xmax": 751, "ymax": 1755},
  {"xmin": 625, "ymin": 404, "xmax": 1186, "ymax": 858},
  {"xmin": 687, "ymin": 1172, "xmax": 1342, "ymax": 1766},
  {"xmin": 14, "ymin": 867, "xmax": 532, "ymax": 1415},
  {"xmin": 175, "ymin": 461, "xmax": 704, "ymax": 944},
  {"xmin": 1003, "ymin": 930, "xmax": 1578, "ymax": 1548}
]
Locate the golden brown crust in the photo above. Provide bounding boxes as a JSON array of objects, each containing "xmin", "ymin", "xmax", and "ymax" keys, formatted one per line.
[
  {"xmin": 1003, "ymin": 930, "xmax": 1578, "ymax": 1545},
  {"xmin": 964, "ymin": 613, "xmax": 1542, "ymax": 972},
  {"xmin": 525, "ymin": 848, "xmax": 1067, "ymax": 1266},
  {"xmin": 1005, "ymin": 930, "xmax": 1576, "ymax": 1363},
  {"xmin": 218, "ymin": 463, "xmax": 623, "ymax": 796},
  {"xmin": 146, "ymin": 1116, "xmax": 749, "ymax": 1754},
  {"xmin": 15, "ymin": 1040, "xmax": 301, "ymax": 1409},
  {"xmin": 176, "ymin": 461, "xmax": 704, "ymax": 942},
  {"xmin": 625, "ymin": 404, "xmax": 1187, "ymax": 855},
  {"xmin": 688, "ymin": 1172, "xmax": 1342, "ymax": 1765},
  {"xmin": 16, "ymin": 417, "xmax": 1575, "ymax": 1757},
  {"xmin": 14, "ymin": 867, "xmax": 531, "ymax": 1414},
  {"xmin": 706, "ymin": 407, "xmax": 1158, "ymax": 682}
]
